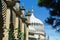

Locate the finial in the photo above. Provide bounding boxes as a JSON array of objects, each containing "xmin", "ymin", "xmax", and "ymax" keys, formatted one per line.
[
  {"xmin": 21, "ymin": 3, "xmax": 25, "ymax": 10},
  {"xmin": 32, "ymin": 6, "xmax": 34, "ymax": 13},
  {"xmin": 26, "ymin": 9, "xmax": 31, "ymax": 14},
  {"xmin": 22, "ymin": 3, "xmax": 24, "ymax": 8},
  {"xmin": 22, "ymin": 3, "xmax": 24, "ymax": 6},
  {"xmin": 25, "ymin": 9, "xmax": 31, "ymax": 16}
]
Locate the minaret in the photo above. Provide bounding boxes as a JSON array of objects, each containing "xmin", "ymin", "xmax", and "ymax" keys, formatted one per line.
[
  {"xmin": 25, "ymin": 9, "xmax": 31, "ymax": 22},
  {"xmin": 27, "ymin": 6, "xmax": 34, "ymax": 23},
  {"xmin": 13, "ymin": 0, "xmax": 20, "ymax": 40},
  {"xmin": 19, "ymin": 4, "xmax": 25, "ymax": 40},
  {"xmin": 25, "ymin": 9, "xmax": 31, "ymax": 40},
  {"xmin": 31, "ymin": 6, "xmax": 34, "ymax": 14},
  {"xmin": 20, "ymin": 4, "xmax": 25, "ymax": 32},
  {"xmin": 20, "ymin": 3, "xmax": 25, "ymax": 17}
]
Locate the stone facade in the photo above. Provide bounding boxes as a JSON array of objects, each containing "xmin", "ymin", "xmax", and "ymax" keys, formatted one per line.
[
  {"xmin": 0, "ymin": 0, "xmax": 46, "ymax": 40},
  {"xmin": 0, "ymin": 0, "xmax": 29, "ymax": 40}
]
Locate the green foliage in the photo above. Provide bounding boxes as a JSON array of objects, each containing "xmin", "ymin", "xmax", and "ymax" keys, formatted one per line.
[
  {"xmin": 3, "ymin": 26, "xmax": 10, "ymax": 32},
  {"xmin": 17, "ymin": 27, "xmax": 24, "ymax": 40},
  {"xmin": 3, "ymin": 26, "xmax": 15, "ymax": 40},
  {"xmin": 18, "ymin": 32, "xmax": 24, "ymax": 40},
  {"xmin": 38, "ymin": 0, "xmax": 44, "ymax": 6},
  {"xmin": 38, "ymin": 38, "xmax": 40, "ymax": 40},
  {"xmin": 45, "ymin": 17, "xmax": 55, "ymax": 25},
  {"xmin": 9, "ymin": 30, "xmax": 15, "ymax": 40},
  {"xmin": 21, "ymin": 32, "xmax": 24, "ymax": 40},
  {"xmin": 4, "ymin": 26, "xmax": 25, "ymax": 40},
  {"xmin": 38, "ymin": 0, "xmax": 60, "ymax": 32},
  {"xmin": 38, "ymin": 36, "xmax": 40, "ymax": 40}
]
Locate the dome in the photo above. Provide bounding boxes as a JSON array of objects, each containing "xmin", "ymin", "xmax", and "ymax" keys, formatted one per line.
[
  {"xmin": 28, "ymin": 8, "xmax": 45, "ymax": 35},
  {"xmin": 29, "ymin": 13, "xmax": 44, "ymax": 33},
  {"xmin": 30, "ymin": 13, "xmax": 43, "ymax": 24}
]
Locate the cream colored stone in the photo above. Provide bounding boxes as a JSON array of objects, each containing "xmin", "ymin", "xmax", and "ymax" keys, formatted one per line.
[
  {"xmin": 14, "ymin": 17, "xmax": 19, "ymax": 40},
  {"xmin": 3, "ymin": 9, "xmax": 10, "ymax": 40},
  {"xmin": 26, "ymin": 27, "xmax": 29, "ymax": 40}
]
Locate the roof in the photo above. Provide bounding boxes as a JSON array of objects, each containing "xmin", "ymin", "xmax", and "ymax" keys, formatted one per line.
[
  {"xmin": 29, "ymin": 13, "xmax": 44, "ymax": 34},
  {"xmin": 30, "ymin": 13, "xmax": 43, "ymax": 24}
]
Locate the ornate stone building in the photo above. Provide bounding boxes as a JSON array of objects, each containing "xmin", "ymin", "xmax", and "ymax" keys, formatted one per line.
[
  {"xmin": 28, "ymin": 8, "xmax": 46, "ymax": 40},
  {"xmin": 0, "ymin": 0, "xmax": 46, "ymax": 40},
  {"xmin": 0, "ymin": 0, "xmax": 29, "ymax": 40}
]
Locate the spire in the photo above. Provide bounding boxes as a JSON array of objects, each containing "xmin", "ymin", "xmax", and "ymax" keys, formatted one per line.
[
  {"xmin": 31, "ymin": 6, "xmax": 34, "ymax": 13},
  {"xmin": 31, "ymin": 6, "xmax": 34, "ymax": 17},
  {"xmin": 27, "ymin": 9, "xmax": 31, "ymax": 13}
]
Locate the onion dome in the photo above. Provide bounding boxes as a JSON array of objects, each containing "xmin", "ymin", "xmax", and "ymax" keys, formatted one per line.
[
  {"xmin": 29, "ymin": 8, "xmax": 44, "ymax": 35},
  {"xmin": 30, "ymin": 13, "xmax": 43, "ymax": 24}
]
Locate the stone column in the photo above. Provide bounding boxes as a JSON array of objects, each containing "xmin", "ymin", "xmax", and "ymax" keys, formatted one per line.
[
  {"xmin": 20, "ymin": 19, "xmax": 22, "ymax": 32},
  {"xmin": 21, "ymin": 22, "xmax": 24, "ymax": 33},
  {"xmin": 26, "ymin": 26, "xmax": 29, "ymax": 40},
  {"xmin": 20, "ymin": 18, "xmax": 24, "ymax": 40},
  {"xmin": 24, "ymin": 24, "xmax": 29, "ymax": 40},
  {"xmin": 21, "ymin": 22, "xmax": 24, "ymax": 40},
  {"xmin": 14, "ymin": 16, "xmax": 19, "ymax": 40},
  {"xmin": 1, "ymin": 0, "xmax": 7, "ymax": 40},
  {"xmin": 3, "ymin": 9, "xmax": 10, "ymax": 40}
]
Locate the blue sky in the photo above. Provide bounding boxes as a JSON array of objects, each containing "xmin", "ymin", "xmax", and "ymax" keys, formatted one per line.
[{"xmin": 20, "ymin": 0, "xmax": 60, "ymax": 40}]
